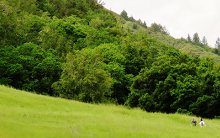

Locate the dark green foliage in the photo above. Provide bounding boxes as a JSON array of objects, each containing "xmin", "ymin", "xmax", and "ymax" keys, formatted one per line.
[
  {"xmin": 189, "ymin": 95, "xmax": 219, "ymax": 118},
  {"xmin": 132, "ymin": 23, "xmax": 137, "ymax": 29},
  {"xmin": 171, "ymin": 75, "xmax": 200, "ymax": 110},
  {"xmin": 0, "ymin": 43, "xmax": 62, "ymax": 95},
  {"xmin": 126, "ymin": 49, "xmax": 220, "ymax": 117},
  {"xmin": 94, "ymin": 44, "xmax": 133, "ymax": 104},
  {"xmin": 177, "ymin": 108, "xmax": 192, "ymax": 115},
  {"xmin": 121, "ymin": 32, "xmax": 166, "ymax": 76},
  {"xmin": 139, "ymin": 93, "xmax": 155, "ymax": 112}
]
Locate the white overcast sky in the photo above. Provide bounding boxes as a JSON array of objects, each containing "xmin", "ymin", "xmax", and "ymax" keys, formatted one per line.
[{"xmin": 103, "ymin": 0, "xmax": 220, "ymax": 47}]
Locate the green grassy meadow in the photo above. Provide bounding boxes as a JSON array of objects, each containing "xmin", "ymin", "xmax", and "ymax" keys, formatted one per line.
[{"xmin": 1, "ymin": 85, "xmax": 220, "ymax": 138}]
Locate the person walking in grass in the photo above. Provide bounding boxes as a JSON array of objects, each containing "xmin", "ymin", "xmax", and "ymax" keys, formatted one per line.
[{"xmin": 191, "ymin": 118, "xmax": 197, "ymax": 126}]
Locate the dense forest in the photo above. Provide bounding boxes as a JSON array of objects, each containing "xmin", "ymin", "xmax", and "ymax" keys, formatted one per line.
[{"xmin": 1, "ymin": 0, "xmax": 220, "ymax": 118}]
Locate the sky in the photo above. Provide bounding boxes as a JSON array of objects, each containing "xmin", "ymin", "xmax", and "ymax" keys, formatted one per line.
[{"xmin": 102, "ymin": 0, "xmax": 220, "ymax": 47}]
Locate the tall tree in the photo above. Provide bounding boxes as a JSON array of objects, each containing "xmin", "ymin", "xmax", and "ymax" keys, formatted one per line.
[
  {"xmin": 202, "ymin": 36, "xmax": 208, "ymax": 46},
  {"xmin": 143, "ymin": 21, "xmax": 147, "ymax": 28},
  {"xmin": 120, "ymin": 10, "xmax": 129, "ymax": 21},
  {"xmin": 52, "ymin": 49, "xmax": 113, "ymax": 103},
  {"xmin": 215, "ymin": 37, "xmax": 220, "ymax": 49},
  {"xmin": 192, "ymin": 32, "xmax": 200, "ymax": 45},
  {"xmin": 187, "ymin": 34, "xmax": 192, "ymax": 43},
  {"xmin": 128, "ymin": 16, "xmax": 135, "ymax": 22}
]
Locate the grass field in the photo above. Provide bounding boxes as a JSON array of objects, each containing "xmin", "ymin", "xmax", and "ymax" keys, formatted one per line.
[{"xmin": 0, "ymin": 85, "xmax": 220, "ymax": 138}]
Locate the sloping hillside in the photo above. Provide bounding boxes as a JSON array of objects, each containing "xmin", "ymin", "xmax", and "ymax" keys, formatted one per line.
[
  {"xmin": 119, "ymin": 16, "xmax": 220, "ymax": 62},
  {"xmin": 1, "ymin": 85, "xmax": 220, "ymax": 138},
  {"xmin": 152, "ymin": 32, "xmax": 220, "ymax": 63}
]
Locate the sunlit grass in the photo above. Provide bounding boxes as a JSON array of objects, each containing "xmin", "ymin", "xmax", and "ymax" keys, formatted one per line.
[{"xmin": 0, "ymin": 85, "xmax": 220, "ymax": 138}]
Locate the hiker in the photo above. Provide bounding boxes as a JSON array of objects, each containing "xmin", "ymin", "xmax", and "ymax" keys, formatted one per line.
[
  {"xmin": 199, "ymin": 118, "xmax": 206, "ymax": 127},
  {"xmin": 191, "ymin": 118, "xmax": 197, "ymax": 126}
]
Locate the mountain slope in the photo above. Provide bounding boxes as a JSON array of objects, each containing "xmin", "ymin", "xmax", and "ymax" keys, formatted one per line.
[
  {"xmin": 119, "ymin": 16, "xmax": 220, "ymax": 62},
  {"xmin": 152, "ymin": 32, "xmax": 220, "ymax": 62}
]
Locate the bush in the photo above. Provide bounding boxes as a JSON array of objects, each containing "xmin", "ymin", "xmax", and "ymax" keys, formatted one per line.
[
  {"xmin": 132, "ymin": 24, "xmax": 137, "ymax": 29},
  {"xmin": 214, "ymin": 116, "xmax": 220, "ymax": 119},
  {"xmin": 177, "ymin": 108, "xmax": 193, "ymax": 115}
]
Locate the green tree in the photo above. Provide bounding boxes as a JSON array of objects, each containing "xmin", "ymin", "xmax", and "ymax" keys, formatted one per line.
[
  {"xmin": 39, "ymin": 15, "xmax": 87, "ymax": 57},
  {"xmin": 128, "ymin": 16, "xmax": 135, "ymax": 22},
  {"xmin": 0, "ymin": 9, "xmax": 22, "ymax": 48},
  {"xmin": 121, "ymin": 32, "xmax": 159, "ymax": 76},
  {"xmin": 170, "ymin": 75, "xmax": 200, "ymax": 110},
  {"xmin": 132, "ymin": 23, "xmax": 137, "ymax": 29},
  {"xmin": 151, "ymin": 23, "xmax": 169, "ymax": 35},
  {"xmin": 126, "ymin": 49, "xmax": 200, "ymax": 113},
  {"xmin": 202, "ymin": 36, "xmax": 208, "ymax": 46},
  {"xmin": 52, "ymin": 49, "xmax": 113, "ymax": 103},
  {"xmin": 120, "ymin": 10, "xmax": 129, "ymax": 21},
  {"xmin": 215, "ymin": 37, "xmax": 220, "ymax": 50},
  {"xmin": 0, "ymin": 43, "xmax": 62, "ymax": 95},
  {"xmin": 189, "ymin": 95, "xmax": 218, "ymax": 118},
  {"xmin": 153, "ymin": 75, "xmax": 176, "ymax": 112},
  {"xmin": 1, "ymin": 0, "xmax": 38, "ymax": 14},
  {"xmin": 93, "ymin": 44, "xmax": 133, "ymax": 104},
  {"xmin": 186, "ymin": 34, "xmax": 192, "ymax": 42},
  {"xmin": 192, "ymin": 32, "xmax": 200, "ymax": 45},
  {"xmin": 142, "ymin": 21, "xmax": 147, "ymax": 28},
  {"xmin": 138, "ymin": 93, "xmax": 155, "ymax": 112}
]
